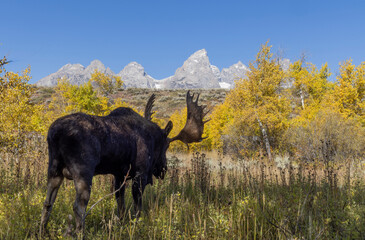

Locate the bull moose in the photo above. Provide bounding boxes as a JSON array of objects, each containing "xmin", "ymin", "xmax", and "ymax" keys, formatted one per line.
[{"xmin": 40, "ymin": 91, "xmax": 208, "ymax": 234}]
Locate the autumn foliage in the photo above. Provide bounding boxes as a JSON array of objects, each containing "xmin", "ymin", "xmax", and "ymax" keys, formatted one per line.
[
  {"xmin": 205, "ymin": 42, "xmax": 364, "ymax": 162},
  {"xmin": 1, "ymin": 42, "xmax": 364, "ymax": 162},
  {"xmin": 1, "ymin": 43, "xmax": 365, "ymax": 239}
]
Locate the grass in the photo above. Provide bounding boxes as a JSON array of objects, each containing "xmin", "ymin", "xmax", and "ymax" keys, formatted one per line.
[{"xmin": 1, "ymin": 140, "xmax": 365, "ymax": 239}]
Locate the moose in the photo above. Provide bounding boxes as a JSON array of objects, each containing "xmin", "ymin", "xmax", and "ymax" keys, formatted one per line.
[{"xmin": 40, "ymin": 91, "xmax": 208, "ymax": 234}]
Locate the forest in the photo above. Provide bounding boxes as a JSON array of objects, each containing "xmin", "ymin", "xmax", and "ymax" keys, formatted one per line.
[{"xmin": 1, "ymin": 42, "xmax": 365, "ymax": 239}]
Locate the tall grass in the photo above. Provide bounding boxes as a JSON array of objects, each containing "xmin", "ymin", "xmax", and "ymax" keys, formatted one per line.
[{"xmin": 1, "ymin": 139, "xmax": 365, "ymax": 239}]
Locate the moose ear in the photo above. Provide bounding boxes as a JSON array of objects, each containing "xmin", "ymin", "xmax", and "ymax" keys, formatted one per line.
[{"xmin": 164, "ymin": 121, "xmax": 173, "ymax": 136}]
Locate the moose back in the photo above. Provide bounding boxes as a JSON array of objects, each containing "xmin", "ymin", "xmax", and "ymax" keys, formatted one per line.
[{"xmin": 40, "ymin": 91, "xmax": 208, "ymax": 234}]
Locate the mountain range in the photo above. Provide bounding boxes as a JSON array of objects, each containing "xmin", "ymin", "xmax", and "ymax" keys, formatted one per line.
[{"xmin": 36, "ymin": 49, "xmax": 288, "ymax": 89}]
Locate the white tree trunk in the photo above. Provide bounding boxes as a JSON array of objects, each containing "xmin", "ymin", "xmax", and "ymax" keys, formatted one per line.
[
  {"xmin": 256, "ymin": 113, "xmax": 272, "ymax": 161},
  {"xmin": 300, "ymin": 87, "xmax": 305, "ymax": 110}
]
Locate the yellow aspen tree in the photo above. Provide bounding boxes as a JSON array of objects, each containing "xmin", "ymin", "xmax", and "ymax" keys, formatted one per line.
[
  {"xmin": 48, "ymin": 78, "xmax": 109, "ymax": 117},
  {"xmin": 205, "ymin": 100, "xmax": 234, "ymax": 151},
  {"xmin": 0, "ymin": 63, "xmax": 47, "ymax": 150},
  {"xmin": 289, "ymin": 61, "xmax": 332, "ymax": 125},
  {"xmin": 328, "ymin": 60, "xmax": 365, "ymax": 124},
  {"xmin": 90, "ymin": 70, "xmax": 123, "ymax": 96},
  {"xmin": 224, "ymin": 42, "xmax": 290, "ymax": 160}
]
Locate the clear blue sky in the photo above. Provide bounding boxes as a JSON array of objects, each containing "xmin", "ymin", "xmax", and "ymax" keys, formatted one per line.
[{"xmin": 1, "ymin": 0, "xmax": 365, "ymax": 84}]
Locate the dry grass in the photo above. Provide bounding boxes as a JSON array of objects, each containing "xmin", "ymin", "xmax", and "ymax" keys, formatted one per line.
[{"xmin": 1, "ymin": 134, "xmax": 365, "ymax": 239}]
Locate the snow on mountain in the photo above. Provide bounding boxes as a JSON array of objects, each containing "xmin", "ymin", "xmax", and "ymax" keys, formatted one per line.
[
  {"xmin": 116, "ymin": 62, "xmax": 155, "ymax": 88},
  {"xmin": 163, "ymin": 49, "xmax": 221, "ymax": 89},
  {"xmin": 36, "ymin": 60, "xmax": 114, "ymax": 87},
  {"xmin": 35, "ymin": 51, "xmax": 290, "ymax": 90}
]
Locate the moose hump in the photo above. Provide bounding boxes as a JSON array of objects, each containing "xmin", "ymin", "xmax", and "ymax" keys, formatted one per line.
[{"xmin": 40, "ymin": 91, "xmax": 208, "ymax": 235}]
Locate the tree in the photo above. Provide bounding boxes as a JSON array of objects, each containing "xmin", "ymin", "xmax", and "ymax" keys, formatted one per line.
[
  {"xmin": 205, "ymin": 100, "xmax": 233, "ymax": 152},
  {"xmin": 285, "ymin": 109, "xmax": 365, "ymax": 165},
  {"xmin": 327, "ymin": 60, "xmax": 365, "ymax": 124},
  {"xmin": 0, "ymin": 61, "xmax": 46, "ymax": 151},
  {"xmin": 290, "ymin": 59, "xmax": 331, "ymax": 110},
  {"xmin": 221, "ymin": 42, "xmax": 290, "ymax": 159},
  {"xmin": 289, "ymin": 60, "xmax": 332, "ymax": 126},
  {"xmin": 90, "ymin": 70, "xmax": 123, "ymax": 96},
  {"xmin": 48, "ymin": 78, "xmax": 107, "ymax": 117}
]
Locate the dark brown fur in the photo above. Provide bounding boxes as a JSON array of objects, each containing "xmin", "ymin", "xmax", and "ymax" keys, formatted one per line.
[{"xmin": 40, "ymin": 91, "xmax": 206, "ymax": 234}]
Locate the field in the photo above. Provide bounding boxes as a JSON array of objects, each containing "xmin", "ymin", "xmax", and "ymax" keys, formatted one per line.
[
  {"xmin": 1, "ymin": 138, "xmax": 365, "ymax": 239},
  {"xmin": 1, "ymin": 53, "xmax": 365, "ymax": 239}
]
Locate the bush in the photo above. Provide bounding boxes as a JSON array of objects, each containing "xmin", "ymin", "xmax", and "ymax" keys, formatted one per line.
[{"xmin": 285, "ymin": 110, "xmax": 365, "ymax": 164}]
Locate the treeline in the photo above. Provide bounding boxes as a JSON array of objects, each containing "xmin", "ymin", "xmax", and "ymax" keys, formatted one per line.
[
  {"xmin": 172, "ymin": 43, "xmax": 365, "ymax": 166},
  {"xmin": 1, "ymin": 42, "xmax": 364, "ymax": 165}
]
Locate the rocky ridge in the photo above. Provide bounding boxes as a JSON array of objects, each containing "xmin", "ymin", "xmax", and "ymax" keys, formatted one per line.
[
  {"xmin": 36, "ymin": 50, "xmax": 288, "ymax": 89},
  {"xmin": 116, "ymin": 62, "xmax": 155, "ymax": 88},
  {"xmin": 36, "ymin": 60, "xmax": 114, "ymax": 87},
  {"xmin": 163, "ymin": 49, "xmax": 221, "ymax": 89}
]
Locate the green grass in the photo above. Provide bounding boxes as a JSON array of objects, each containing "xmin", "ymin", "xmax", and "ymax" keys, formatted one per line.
[{"xmin": 1, "ymin": 149, "xmax": 365, "ymax": 239}]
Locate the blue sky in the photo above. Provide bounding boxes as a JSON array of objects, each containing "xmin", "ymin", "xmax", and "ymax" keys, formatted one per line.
[{"xmin": 1, "ymin": 0, "xmax": 365, "ymax": 84}]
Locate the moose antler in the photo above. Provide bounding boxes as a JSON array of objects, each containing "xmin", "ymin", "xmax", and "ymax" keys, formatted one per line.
[
  {"xmin": 144, "ymin": 93, "xmax": 156, "ymax": 121},
  {"xmin": 170, "ymin": 91, "xmax": 209, "ymax": 145}
]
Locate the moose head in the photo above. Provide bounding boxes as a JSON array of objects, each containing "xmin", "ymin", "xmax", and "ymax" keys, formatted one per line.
[{"xmin": 40, "ymin": 91, "xmax": 209, "ymax": 235}]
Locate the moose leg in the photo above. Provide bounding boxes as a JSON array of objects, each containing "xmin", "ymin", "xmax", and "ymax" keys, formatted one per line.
[
  {"xmin": 73, "ymin": 177, "xmax": 92, "ymax": 233},
  {"xmin": 132, "ymin": 172, "xmax": 147, "ymax": 218},
  {"xmin": 40, "ymin": 175, "xmax": 64, "ymax": 235},
  {"xmin": 114, "ymin": 175, "xmax": 126, "ymax": 219}
]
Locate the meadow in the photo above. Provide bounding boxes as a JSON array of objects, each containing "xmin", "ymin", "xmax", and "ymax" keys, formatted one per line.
[
  {"xmin": 1, "ymin": 45, "xmax": 365, "ymax": 239},
  {"xmin": 1, "ymin": 139, "xmax": 365, "ymax": 239}
]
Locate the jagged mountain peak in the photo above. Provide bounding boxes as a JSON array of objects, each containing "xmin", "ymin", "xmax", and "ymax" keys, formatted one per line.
[
  {"xmin": 184, "ymin": 49, "xmax": 210, "ymax": 65},
  {"xmin": 85, "ymin": 59, "xmax": 107, "ymax": 72},
  {"xmin": 117, "ymin": 62, "xmax": 147, "ymax": 76},
  {"xmin": 84, "ymin": 59, "xmax": 114, "ymax": 78},
  {"xmin": 123, "ymin": 61, "xmax": 145, "ymax": 71},
  {"xmin": 88, "ymin": 59, "xmax": 105, "ymax": 68},
  {"xmin": 234, "ymin": 61, "xmax": 246, "ymax": 68},
  {"xmin": 220, "ymin": 61, "xmax": 249, "ymax": 87},
  {"xmin": 59, "ymin": 63, "xmax": 84, "ymax": 72},
  {"xmin": 190, "ymin": 49, "xmax": 207, "ymax": 58},
  {"xmin": 210, "ymin": 65, "xmax": 221, "ymax": 81},
  {"xmin": 117, "ymin": 61, "xmax": 155, "ymax": 88},
  {"xmin": 35, "ymin": 49, "xmax": 290, "ymax": 89},
  {"xmin": 163, "ymin": 49, "xmax": 220, "ymax": 89}
]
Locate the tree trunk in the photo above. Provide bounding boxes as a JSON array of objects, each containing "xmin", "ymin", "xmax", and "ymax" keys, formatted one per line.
[
  {"xmin": 300, "ymin": 87, "xmax": 305, "ymax": 110},
  {"xmin": 256, "ymin": 114, "xmax": 272, "ymax": 161}
]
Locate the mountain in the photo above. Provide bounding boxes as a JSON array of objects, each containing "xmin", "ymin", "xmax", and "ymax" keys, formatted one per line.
[
  {"xmin": 163, "ymin": 49, "xmax": 221, "ymax": 89},
  {"xmin": 220, "ymin": 61, "xmax": 249, "ymax": 87},
  {"xmin": 210, "ymin": 65, "xmax": 221, "ymax": 81},
  {"xmin": 35, "ymin": 50, "xmax": 289, "ymax": 89},
  {"xmin": 116, "ymin": 62, "xmax": 155, "ymax": 88},
  {"xmin": 36, "ymin": 60, "xmax": 114, "ymax": 87},
  {"xmin": 85, "ymin": 60, "xmax": 114, "ymax": 78}
]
